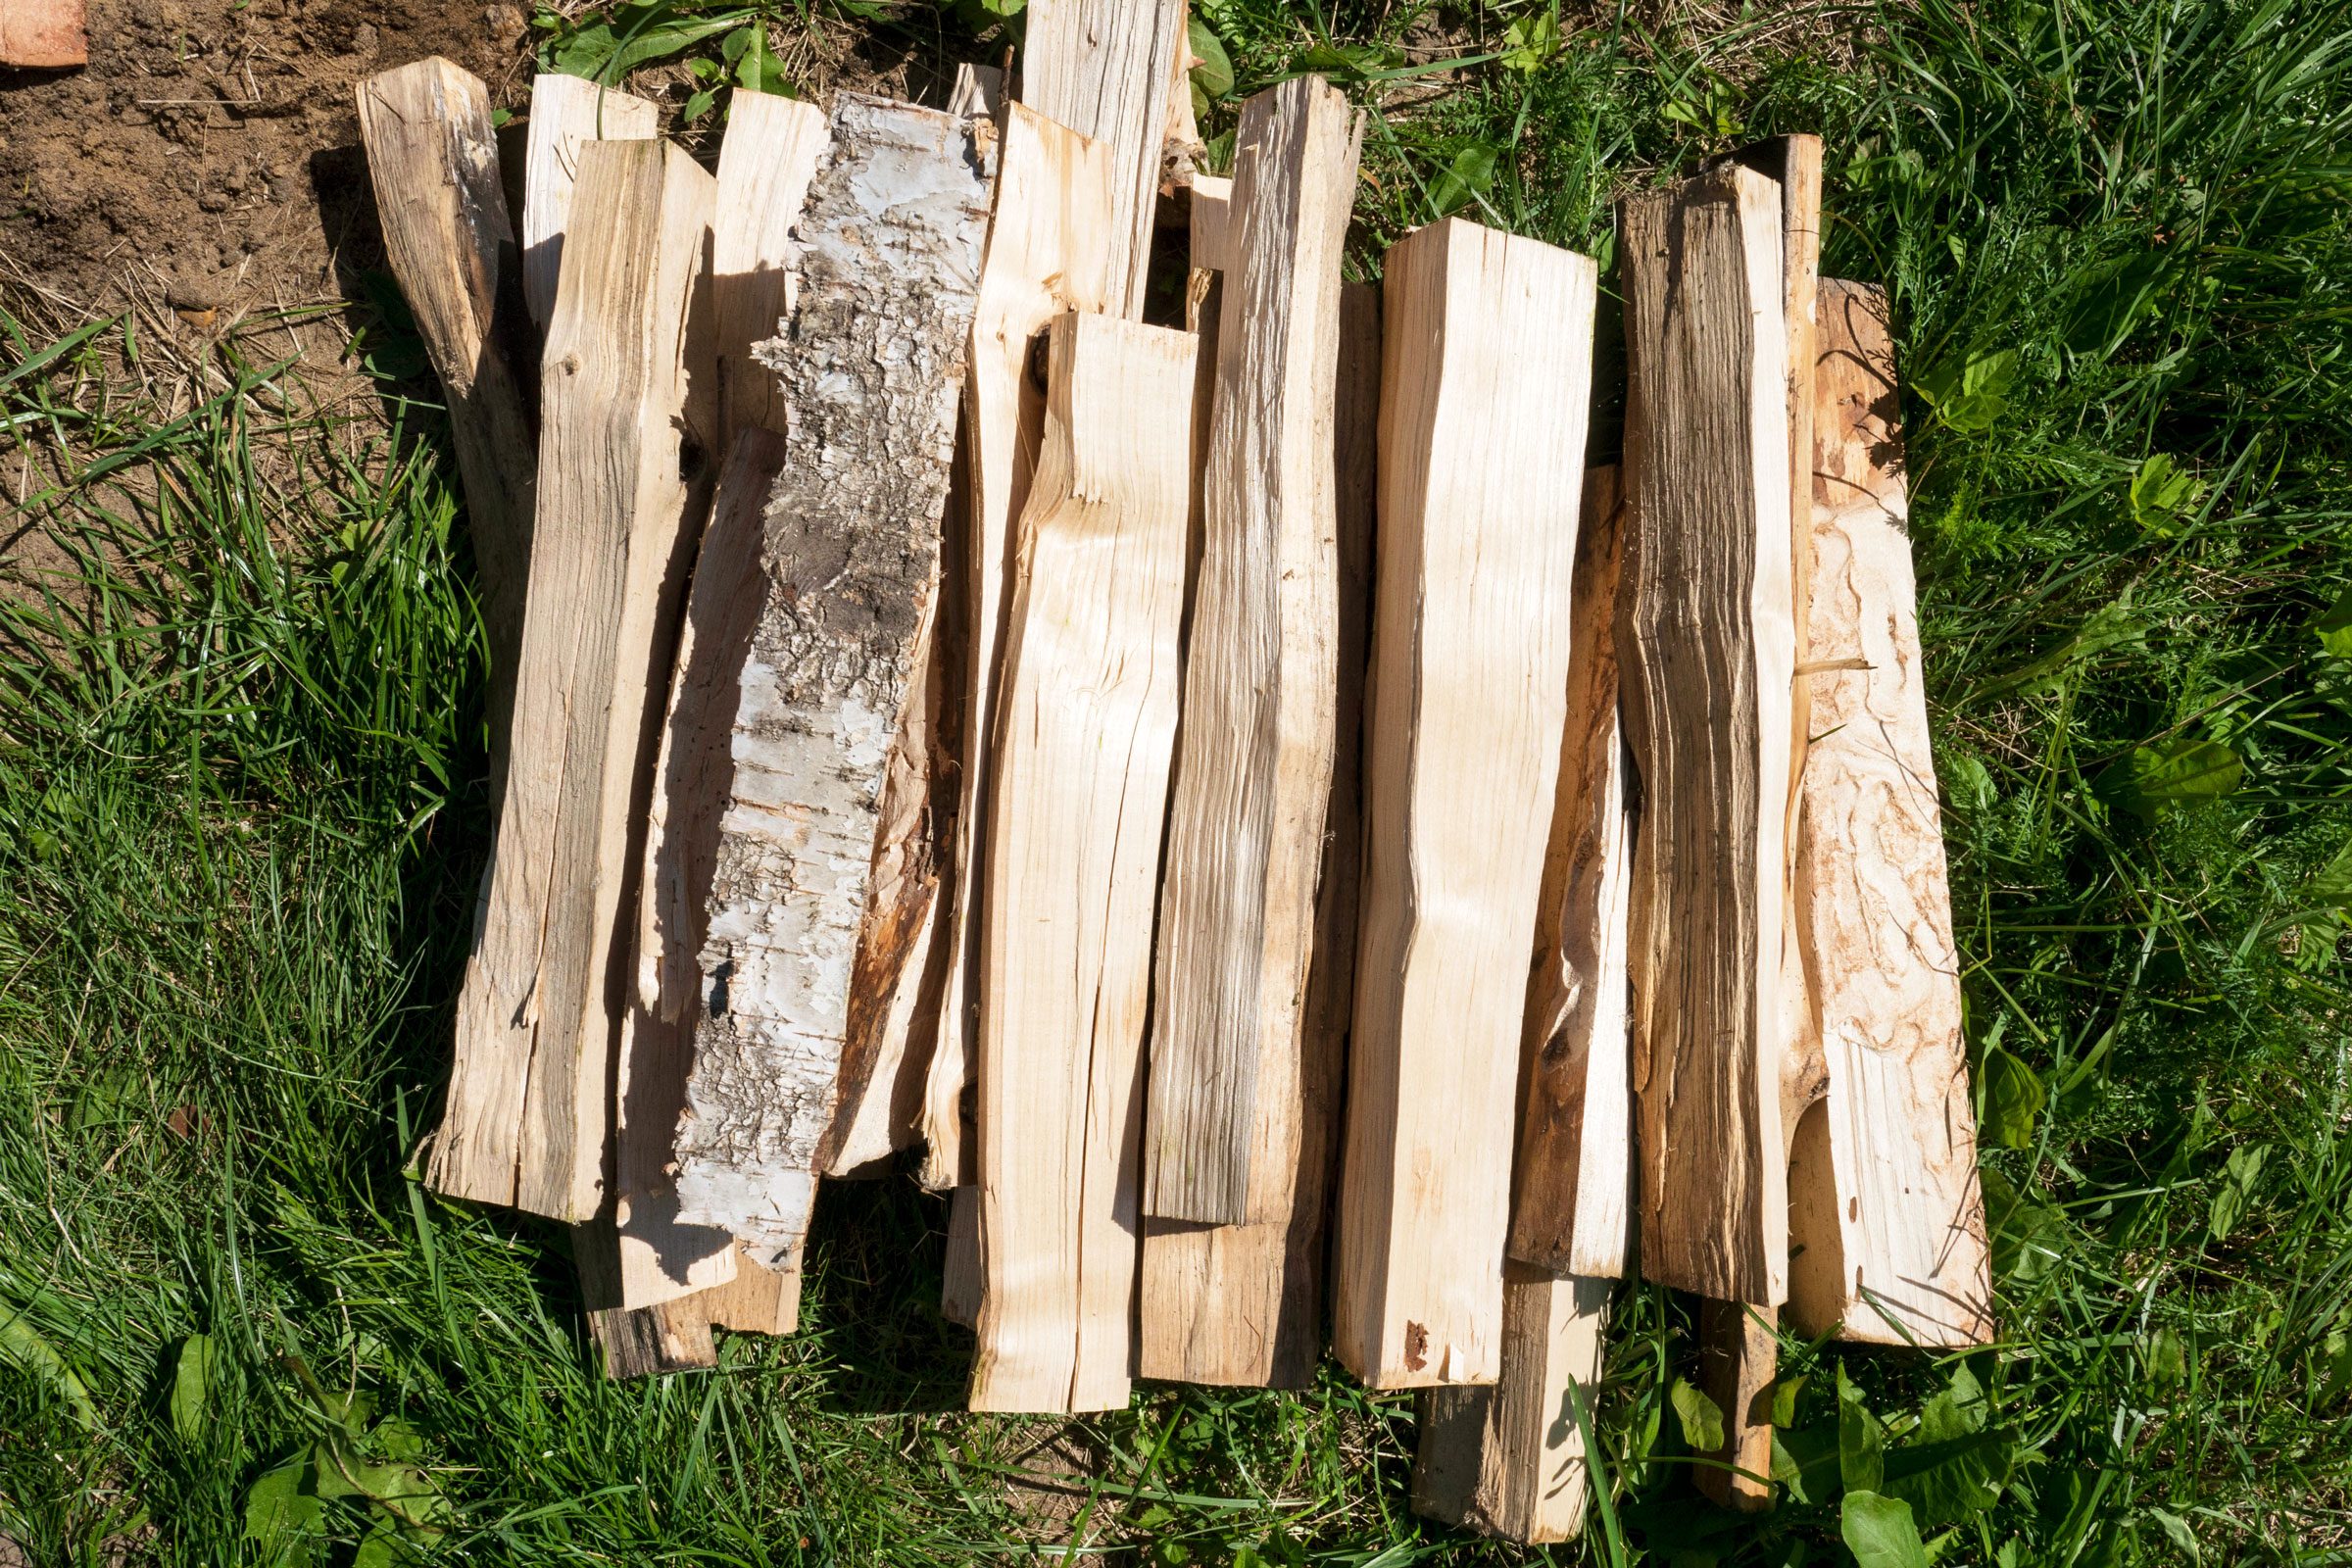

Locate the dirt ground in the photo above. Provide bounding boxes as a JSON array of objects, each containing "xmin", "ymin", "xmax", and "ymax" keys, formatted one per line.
[{"xmin": 0, "ymin": 0, "xmax": 529, "ymax": 320}]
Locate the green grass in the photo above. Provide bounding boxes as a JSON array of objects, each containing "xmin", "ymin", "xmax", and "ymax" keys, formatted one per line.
[{"xmin": 5, "ymin": 0, "xmax": 2352, "ymax": 1561}]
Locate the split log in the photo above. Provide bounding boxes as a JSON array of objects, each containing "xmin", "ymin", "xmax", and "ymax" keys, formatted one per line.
[
  {"xmin": 668, "ymin": 96, "xmax": 992, "ymax": 1271},
  {"xmin": 1146, "ymin": 75, "xmax": 1362, "ymax": 1230},
  {"xmin": 355, "ymin": 58, "xmax": 536, "ymax": 775},
  {"xmin": 0, "ymin": 0, "xmax": 83, "ymax": 67},
  {"xmin": 916, "ymin": 103, "xmax": 1118, "ymax": 1192},
  {"xmin": 941, "ymin": 1184, "xmax": 982, "ymax": 1328},
  {"xmin": 1413, "ymin": 1268, "xmax": 1611, "ymax": 1544},
  {"xmin": 1138, "ymin": 278, "xmax": 1377, "ymax": 1389},
  {"xmin": 710, "ymin": 90, "xmax": 828, "ymax": 448},
  {"xmin": 1617, "ymin": 166, "xmax": 1794, "ymax": 1308},
  {"xmin": 519, "ymin": 75, "xmax": 661, "ymax": 334},
  {"xmin": 968, "ymin": 313, "xmax": 1196, "ymax": 1413},
  {"xmin": 1017, "ymin": 0, "xmax": 1188, "ymax": 318},
  {"xmin": 1335, "ymin": 218, "xmax": 1596, "ymax": 1389},
  {"xmin": 1188, "ymin": 173, "xmax": 1235, "ymax": 273},
  {"xmin": 1784, "ymin": 280, "xmax": 1993, "ymax": 1348},
  {"xmin": 427, "ymin": 138, "xmax": 715, "ymax": 1221},
  {"xmin": 949, "ymin": 62, "xmax": 1004, "ymax": 120},
  {"xmin": 1505, "ymin": 466, "xmax": 1635, "ymax": 1281}
]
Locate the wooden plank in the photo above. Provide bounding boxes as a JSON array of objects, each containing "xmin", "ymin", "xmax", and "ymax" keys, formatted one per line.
[
  {"xmin": 1695, "ymin": 1298, "xmax": 1778, "ymax": 1509},
  {"xmin": 1335, "ymin": 218, "xmax": 1596, "ymax": 1390},
  {"xmin": 968, "ymin": 313, "xmax": 1197, "ymax": 1413},
  {"xmin": 916, "ymin": 103, "xmax": 1118, "ymax": 1193},
  {"xmin": 1188, "ymin": 173, "xmax": 1235, "ymax": 273},
  {"xmin": 1017, "ymin": 0, "xmax": 1188, "ymax": 318},
  {"xmin": 1505, "ymin": 466, "xmax": 1636, "ymax": 1280},
  {"xmin": 1138, "ymin": 277, "xmax": 1377, "ymax": 1389},
  {"xmin": 1413, "ymin": 1267, "xmax": 1610, "ymax": 1544},
  {"xmin": 941, "ymin": 1184, "xmax": 982, "ymax": 1328},
  {"xmin": 426, "ymin": 138, "xmax": 715, "ymax": 1221},
  {"xmin": 1616, "ymin": 166, "xmax": 1794, "ymax": 1307},
  {"xmin": 668, "ymin": 96, "xmax": 992, "ymax": 1271},
  {"xmin": 355, "ymin": 58, "xmax": 536, "ymax": 777},
  {"xmin": 1145, "ymin": 75, "xmax": 1362, "ymax": 1230},
  {"xmin": 575, "ymin": 1220, "xmax": 717, "ymax": 1378},
  {"xmin": 519, "ymin": 75, "xmax": 661, "ymax": 334},
  {"xmin": 950, "ymin": 63, "xmax": 1004, "ymax": 120},
  {"xmin": 1784, "ymin": 280, "xmax": 1993, "ymax": 1348},
  {"xmin": 710, "ymin": 90, "xmax": 829, "ymax": 447},
  {"xmin": 0, "ymin": 0, "xmax": 84, "ymax": 67}
]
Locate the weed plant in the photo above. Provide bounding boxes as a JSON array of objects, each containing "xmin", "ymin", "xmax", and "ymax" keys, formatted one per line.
[{"xmin": 2, "ymin": 0, "xmax": 2349, "ymax": 1562}]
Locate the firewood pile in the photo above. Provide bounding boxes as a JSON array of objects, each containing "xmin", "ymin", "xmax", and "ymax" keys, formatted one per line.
[{"xmin": 360, "ymin": 1, "xmax": 1992, "ymax": 1543}]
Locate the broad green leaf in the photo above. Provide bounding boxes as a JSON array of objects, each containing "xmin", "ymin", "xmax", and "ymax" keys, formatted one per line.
[
  {"xmin": 1980, "ymin": 1046, "xmax": 2044, "ymax": 1150},
  {"xmin": 171, "ymin": 1334, "xmax": 216, "ymax": 1443},
  {"xmin": 0, "ymin": 1309, "xmax": 98, "ymax": 1430},
  {"xmin": 2308, "ymin": 837, "xmax": 2352, "ymax": 907},
  {"xmin": 1981, "ymin": 1167, "xmax": 2066, "ymax": 1285},
  {"xmin": 2064, "ymin": 248, "xmax": 2168, "ymax": 357},
  {"xmin": 2143, "ymin": 1325, "xmax": 2190, "ymax": 1388},
  {"xmin": 2147, "ymin": 1507, "xmax": 2201, "ymax": 1564},
  {"xmin": 2315, "ymin": 580, "xmax": 2352, "ymax": 657},
  {"xmin": 1188, "ymin": 18, "xmax": 1234, "ymax": 99},
  {"xmin": 1771, "ymin": 1421, "xmax": 1839, "ymax": 1505},
  {"xmin": 1843, "ymin": 1491, "xmax": 1931, "ymax": 1568},
  {"xmin": 1838, "ymin": 1364, "xmax": 1885, "ymax": 1493},
  {"xmin": 2128, "ymin": 453, "xmax": 2202, "ymax": 535},
  {"xmin": 2207, "ymin": 1142, "xmax": 2268, "ymax": 1241},
  {"xmin": 549, "ymin": 5, "xmax": 750, "ymax": 83},
  {"xmin": 1501, "ymin": 11, "xmax": 1561, "ymax": 72},
  {"xmin": 1943, "ymin": 753, "xmax": 1996, "ymax": 812},
  {"xmin": 1883, "ymin": 1368, "xmax": 2014, "ymax": 1528},
  {"xmin": 243, "ymin": 1456, "xmax": 325, "ymax": 1566},
  {"xmin": 2315, "ymin": 1328, "xmax": 2351, "ymax": 1405},
  {"xmin": 1670, "ymin": 1377, "xmax": 1724, "ymax": 1452},
  {"xmin": 1428, "ymin": 142, "xmax": 1500, "ymax": 217},
  {"xmin": 2097, "ymin": 738, "xmax": 2242, "ymax": 819},
  {"xmin": 1770, "ymin": 1372, "xmax": 1808, "ymax": 1427},
  {"xmin": 1914, "ymin": 348, "xmax": 2016, "ymax": 434}
]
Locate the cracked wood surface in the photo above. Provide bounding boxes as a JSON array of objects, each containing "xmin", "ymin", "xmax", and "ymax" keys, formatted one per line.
[{"xmin": 668, "ymin": 95, "xmax": 991, "ymax": 1271}]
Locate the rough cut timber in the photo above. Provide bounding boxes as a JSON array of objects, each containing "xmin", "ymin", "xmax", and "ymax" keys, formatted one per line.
[
  {"xmin": 710, "ymin": 90, "xmax": 828, "ymax": 448},
  {"xmin": 950, "ymin": 62, "xmax": 1004, "ymax": 120},
  {"xmin": 519, "ymin": 74, "xmax": 660, "ymax": 332},
  {"xmin": 1139, "ymin": 278, "xmax": 1378, "ymax": 1389},
  {"xmin": 1146, "ymin": 75, "xmax": 1362, "ymax": 1230},
  {"xmin": 1413, "ymin": 1268, "xmax": 1611, "ymax": 1544},
  {"xmin": 968, "ymin": 314, "xmax": 1197, "ymax": 1413},
  {"xmin": 1335, "ymin": 218, "xmax": 1596, "ymax": 1389},
  {"xmin": 668, "ymin": 96, "xmax": 992, "ymax": 1271},
  {"xmin": 1189, "ymin": 173, "xmax": 1235, "ymax": 273},
  {"xmin": 0, "ymin": 0, "xmax": 85, "ymax": 67},
  {"xmin": 1505, "ymin": 466, "xmax": 1635, "ymax": 1281},
  {"xmin": 616, "ymin": 433, "xmax": 787, "ymax": 1308},
  {"xmin": 1695, "ymin": 1298, "xmax": 1779, "ymax": 1508},
  {"xmin": 917, "ymin": 103, "xmax": 1118, "ymax": 1193},
  {"xmin": 426, "ymin": 138, "xmax": 714, "ymax": 1221},
  {"xmin": 1017, "ymin": 0, "xmax": 1187, "ymax": 318},
  {"xmin": 1616, "ymin": 166, "xmax": 1795, "ymax": 1308},
  {"xmin": 1785, "ymin": 280, "xmax": 1993, "ymax": 1348},
  {"xmin": 356, "ymin": 59, "xmax": 536, "ymax": 773}
]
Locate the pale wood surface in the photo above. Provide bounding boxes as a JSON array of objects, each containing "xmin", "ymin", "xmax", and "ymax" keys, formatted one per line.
[
  {"xmin": 1784, "ymin": 280, "xmax": 1993, "ymax": 1348},
  {"xmin": 356, "ymin": 59, "xmax": 536, "ymax": 777},
  {"xmin": 669, "ymin": 96, "xmax": 991, "ymax": 1271},
  {"xmin": 617, "ymin": 432, "xmax": 786, "ymax": 1307},
  {"xmin": 968, "ymin": 314, "xmax": 1197, "ymax": 1413},
  {"xmin": 1189, "ymin": 173, "xmax": 1235, "ymax": 273},
  {"xmin": 1413, "ymin": 1268, "xmax": 1610, "ymax": 1544},
  {"xmin": 1139, "ymin": 279, "xmax": 1378, "ymax": 1388},
  {"xmin": 1017, "ymin": 0, "xmax": 1187, "ymax": 318},
  {"xmin": 1505, "ymin": 466, "xmax": 1634, "ymax": 1280},
  {"xmin": 711, "ymin": 90, "xmax": 828, "ymax": 446},
  {"xmin": 1147, "ymin": 76, "xmax": 1362, "ymax": 1229},
  {"xmin": 917, "ymin": 104, "xmax": 1118, "ymax": 1192},
  {"xmin": 950, "ymin": 62, "xmax": 1005, "ymax": 120},
  {"xmin": 1335, "ymin": 218, "xmax": 1596, "ymax": 1389},
  {"xmin": 0, "ymin": 0, "xmax": 85, "ymax": 67},
  {"xmin": 1617, "ymin": 167, "xmax": 1794, "ymax": 1307},
  {"xmin": 575, "ymin": 1220, "xmax": 716, "ymax": 1379},
  {"xmin": 427, "ymin": 138, "xmax": 714, "ymax": 1222},
  {"xmin": 520, "ymin": 75, "xmax": 660, "ymax": 332}
]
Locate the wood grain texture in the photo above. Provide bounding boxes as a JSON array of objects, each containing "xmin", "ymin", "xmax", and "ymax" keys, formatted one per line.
[
  {"xmin": 1413, "ymin": 1268, "xmax": 1610, "ymax": 1544},
  {"xmin": 1335, "ymin": 218, "xmax": 1596, "ymax": 1390},
  {"xmin": 968, "ymin": 314, "xmax": 1197, "ymax": 1413},
  {"xmin": 1506, "ymin": 466, "xmax": 1635, "ymax": 1280},
  {"xmin": 1146, "ymin": 75, "xmax": 1362, "ymax": 1229},
  {"xmin": 669, "ymin": 96, "xmax": 991, "ymax": 1271},
  {"xmin": 1617, "ymin": 167, "xmax": 1794, "ymax": 1307},
  {"xmin": 1139, "ymin": 278, "xmax": 1378, "ymax": 1389},
  {"xmin": 1189, "ymin": 173, "xmax": 1235, "ymax": 273},
  {"xmin": 1695, "ymin": 1299, "xmax": 1778, "ymax": 1510},
  {"xmin": 0, "ymin": 0, "xmax": 84, "ymax": 67},
  {"xmin": 1017, "ymin": 0, "xmax": 1187, "ymax": 318},
  {"xmin": 519, "ymin": 74, "xmax": 660, "ymax": 332},
  {"xmin": 710, "ymin": 90, "xmax": 828, "ymax": 447},
  {"xmin": 616, "ymin": 432, "xmax": 786, "ymax": 1308},
  {"xmin": 355, "ymin": 59, "xmax": 535, "ymax": 777},
  {"xmin": 427, "ymin": 138, "xmax": 714, "ymax": 1222},
  {"xmin": 1784, "ymin": 280, "xmax": 1993, "ymax": 1348},
  {"xmin": 917, "ymin": 103, "xmax": 1118, "ymax": 1193}
]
